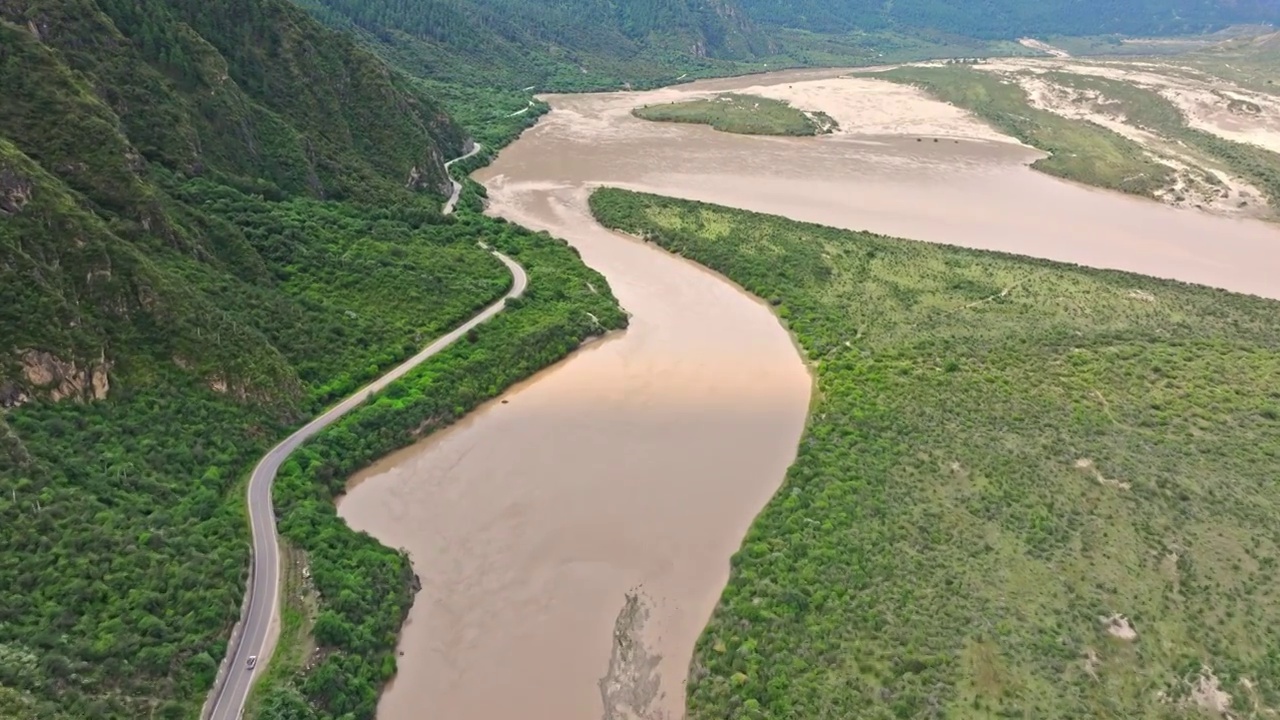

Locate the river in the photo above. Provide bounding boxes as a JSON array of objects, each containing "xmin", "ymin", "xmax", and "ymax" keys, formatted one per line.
[{"xmin": 337, "ymin": 68, "xmax": 1280, "ymax": 720}]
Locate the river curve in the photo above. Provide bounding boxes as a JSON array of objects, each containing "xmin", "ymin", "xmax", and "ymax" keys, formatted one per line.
[{"xmin": 339, "ymin": 66, "xmax": 1280, "ymax": 720}]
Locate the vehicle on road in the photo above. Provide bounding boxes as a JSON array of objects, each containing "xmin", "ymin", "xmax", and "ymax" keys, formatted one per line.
[{"xmin": 246, "ymin": 656, "xmax": 256, "ymax": 670}]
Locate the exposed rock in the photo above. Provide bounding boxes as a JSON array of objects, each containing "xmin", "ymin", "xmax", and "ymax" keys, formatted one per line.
[
  {"xmin": 1100, "ymin": 613, "xmax": 1138, "ymax": 641},
  {"xmin": 0, "ymin": 415, "xmax": 35, "ymax": 471},
  {"xmin": 204, "ymin": 374, "xmax": 258, "ymax": 402},
  {"xmin": 24, "ymin": 17, "xmax": 50, "ymax": 40},
  {"xmin": 599, "ymin": 590, "xmax": 668, "ymax": 720},
  {"xmin": 405, "ymin": 165, "xmax": 424, "ymax": 190},
  {"xmin": 0, "ymin": 168, "xmax": 33, "ymax": 215},
  {"xmin": 1083, "ymin": 647, "xmax": 1101, "ymax": 681},
  {"xmin": 21, "ymin": 352, "xmax": 59, "ymax": 387},
  {"xmin": 0, "ymin": 382, "xmax": 32, "ymax": 408},
  {"xmin": 404, "ymin": 162, "xmax": 453, "ymax": 197},
  {"xmin": 124, "ymin": 150, "xmax": 146, "ymax": 173},
  {"xmin": 1189, "ymin": 667, "xmax": 1232, "ymax": 715},
  {"xmin": 91, "ymin": 355, "xmax": 110, "ymax": 399},
  {"xmin": 16, "ymin": 349, "xmax": 111, "ymax": 403}
]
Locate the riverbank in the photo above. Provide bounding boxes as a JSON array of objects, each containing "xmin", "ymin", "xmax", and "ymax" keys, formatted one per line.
[
  {"xmin": 244, "ymin": 220, "xmax": 628, "ymax": 718},
  {"xmin": 865, "ymin": 55, "xmax": 1280, "ymax": 219},
  {"xmin": 591, "ymin": 187, "xmax": 1280, "ymax": 719},
  {"xmin": 335, "ymin": 62, "xmax": 1280, "ymax": 720},
  {"xmin": 338, "ymin": 165, "xmax": 814, "ymax": 719}
]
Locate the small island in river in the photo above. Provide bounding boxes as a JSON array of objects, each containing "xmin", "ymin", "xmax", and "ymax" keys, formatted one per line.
[{"xmin": 632, "ymin": 93, "xmax": 839, "ymax": 136}]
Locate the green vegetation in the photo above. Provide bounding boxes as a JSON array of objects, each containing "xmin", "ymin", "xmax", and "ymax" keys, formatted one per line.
[
  {"xmin": 252, "ymin": 219, "xmax": 627, "ymax": 720},
  {"xmin": 1039, "ymin": 30, "xmax": 1245, "ymax": 58},
  {"xmin": 734, "ymin": 0, "xmax": 1277, "ymax": 39},
  {"xmin": 770, "ymin": 28, "xmax": 1036, "ymax": 68},
  {"xmin": 0, "ymin": 171, "xmax": 522, "ymax": 718},
  {"xmin": 243, "ymin": 542, "xmax": 319, "ymax": 720},
  {"xmin": 1183, "ymin": 31, "xmax": 1280, "ymax": 96},
  {"xmin": 7, "ymin": 0, "xmax": 1278, "ymax": 716},
  {"xmin": 292, "ymin": 0, "xmax": 1277, "ymax": 93},
  {"xmin": 856, "ymin": 60, "xmax": 1280, "ymax": 215},
  {"xmin": 1042, "ymin": 70, "xmax": 1280, "ymax": 212},
  {"xmin": 869, "ymin": 66, "xmax": 1174, "ymax": 197},
  {"xmin": 1, "ymin": 0, "xmax": 474, "ymax": 406},
  {"xmin": 295, "ymin": 0, "xmax": 1192, "ymax": 98},
  {"xmin": 293, "ymin": 0, "xmax": 769, "ymax": 93},
  {"xmin": 0, "ymin": 0, "xmax": 625, "ymax": 717},
  {"xmin": 634, "ymin": 94, "xmax": 838, "ymax": 136},
  {"xmin": 591, "ymin": 188, "xmax": 1280, "ymax": 719}
]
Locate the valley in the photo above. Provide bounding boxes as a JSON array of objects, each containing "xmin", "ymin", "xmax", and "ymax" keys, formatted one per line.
[
  {"xmin": 3, "ymin": 0, "xmax": 1280, "ymax": 719},
  {"xmin": 341, "ymin": 61, "xmax": 1280, "ymax": 720}
]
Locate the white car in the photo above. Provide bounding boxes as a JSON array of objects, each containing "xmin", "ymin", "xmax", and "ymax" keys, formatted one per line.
[{"xmin": 246, "ymin": 655, "xmax": 257, "ymax": 670}]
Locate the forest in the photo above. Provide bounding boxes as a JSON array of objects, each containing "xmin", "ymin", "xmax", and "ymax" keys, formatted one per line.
[
  {"xmin": 289, "ymin": 0, "xmax": 1278, "ymax": 98},
  {"xmin": 250, "ymin": 211, "xmax": 627, "ymax": 720},
  {"xmin": 292, "ymin": 0, "xmax": 772, "ymax": 92},
  {"xmin": 1, "ymin": 0, "xmax": 626, "ymax": 716},
  {"xmin": 734, "ymin": 0, "xmax": 1278, "ymax": 38},
  {"xmin": 590, "ymin": 188, "xmax": 1280, "ymax": 718},
  {"xmin": 6, "ymin": 0, "xmax": 1280, "ymax": 716}
]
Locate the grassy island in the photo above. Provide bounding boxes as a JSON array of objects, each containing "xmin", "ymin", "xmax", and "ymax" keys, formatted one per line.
[
  {"xmin": 590, "ymin": 187, "xmax": 1280, "ymax": 719},
  {"xmin": 632, "ymin": 93, "xmax": 839, "ymax": 136}
]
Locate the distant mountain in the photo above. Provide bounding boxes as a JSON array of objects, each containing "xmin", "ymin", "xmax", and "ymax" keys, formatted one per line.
[
  {"xmin": 293, "ymin": 0, "xmax": 1277, "ymax": 94},
  {"xmin": 294, "ymin": 0, "xmax": 773, "ymax": 89},
  {"xmin": 734, "ymin": 0, "xmax": 1279, "ymax": 38}
]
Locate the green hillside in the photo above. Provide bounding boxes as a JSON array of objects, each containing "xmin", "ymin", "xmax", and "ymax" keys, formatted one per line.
[
  {"xmin": 5, "ymin": 0, "xmax": 1279, "ymax": 717},
  {"xmin": 0, "ymin": 0, "xmax": 625, "ymax": 717},
  {"xmin": 1, "ymin": 0, "xmax": 480, "ymax": 406},
  {"xmin": 591, "ymin": 188, "xmax": 1280, "ymax": 720},
  {"xmin": 291, "ymin": 0, "xmax": 1279, "ymax": 99},
  {"xmin": 736, "ymin": 0, "xmax": 1279, "ymax": 38},
  {"xmin": 294, "ymin": 0, "xmax": 773, "ymax": 91}
]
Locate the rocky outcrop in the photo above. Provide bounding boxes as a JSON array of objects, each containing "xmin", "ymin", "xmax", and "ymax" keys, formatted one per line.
[
  {"xmin": 0, "ymin": 382, "xmax": 31, "ymax": 408},
  {"xmin": 0, "ymin": 167, "xmax": 33, "ymax": 215},
  {"xmin": 405, "ymin": 143, "xmax": 455, "ymax": 197},
  {"xmin": 598, "ymin": 590, "xmax": 665, "ymax": 720},
  {"xmin": 8, "ymin": 349, "xmax": 111, "ymax": 405},
  {"xmin": 404, "ymin": 165, "xmax": 425, "ymax": 190}
]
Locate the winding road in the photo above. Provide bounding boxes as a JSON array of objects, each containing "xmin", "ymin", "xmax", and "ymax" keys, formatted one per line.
[
  {"xmin": 204, "ymin": 143, "xmax": 523, "ymax": 720},
  {"xmin": 442, "ymin": 142, "xmax": 484, "ymax": 215}
]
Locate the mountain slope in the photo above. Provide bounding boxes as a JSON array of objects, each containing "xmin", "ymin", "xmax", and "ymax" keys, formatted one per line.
[
  {"xmin": 295, "ymin": 0, "xmax": 773, "ymax": 90},
  {"xmin": 292, "ymin": 0, "xmax": 1278, "ymax": 98},
  {"xmin": 736, "ymin": 0, "xmax": 1279, "ymax": 38},
  {"xmin": 0, "ymin": 0, "xmax": 507, "ymax": 716},
  {"xmin": 0, "ymin": 0, "xmax": 478, "ymax": 406}
]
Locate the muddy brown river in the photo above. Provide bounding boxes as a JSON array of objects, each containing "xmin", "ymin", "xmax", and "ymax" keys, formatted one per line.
[{"xmin": 338, "ymin": 68, "xmax": 1280, "ymax": 720}]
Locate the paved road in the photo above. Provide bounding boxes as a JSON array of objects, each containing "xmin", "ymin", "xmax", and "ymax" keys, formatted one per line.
[
  {"xmin": 205, "ymin": 144, "xmax": 521, "ymax": 720},
  {"xmin": 442, "ymin": 142, "xmax": 483, "ymax": 215}
]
